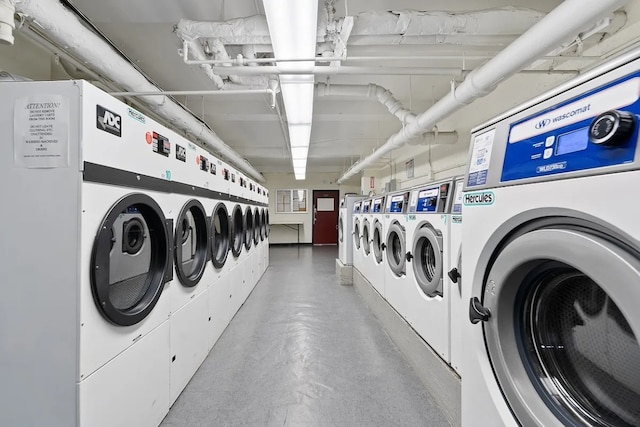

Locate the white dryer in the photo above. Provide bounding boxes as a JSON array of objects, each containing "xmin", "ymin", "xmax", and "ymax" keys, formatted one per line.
[
  {"xmin": 445, "ymin": 176, "xmax": 465, "ymax": 375},
  {"xmin": 462, "ymin": 52, "xmax": 640, "ymax": 427},
  {"xmin": 383, "ymin": 190, "xmax": 412, "ymax": 318},
  {"xmin": 0, "ymin": 81, "xmax": 173, "ymax": 427},
  {"xmin": 368, "ymin": 195, "xmax": 387, "ymax": 297},
  {"xmin": 338, "ymin": 195, "xmax": 362, "ymax": 266},
  {"xmin": 404, "ymin": 179, "xmax": 454, "ymax": 362},
  {"xmin": 352, "ymin": 200, "xmax": 365, "ymax": 278}
]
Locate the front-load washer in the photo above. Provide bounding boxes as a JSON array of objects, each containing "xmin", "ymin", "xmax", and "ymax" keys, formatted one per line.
[
  {"xmin": 352, "ymin": 200, "xmax": 364, "ymax": 279},
  {"xmin": 369, "ymin": 195, "xmax": 387, "ymax": 297},
  {"xmin": 338, "ymin": 195, "xmax": 362, "ymax": 266},
  {"xmin": 462, "ymin": 50, "xmax": 640, "ymax": 427},
  {"xmin": 404, "ymin": 179, "xmax": 454, "ymax": 362},
  {"xmin": 360, "ymin": 198, "xmax": 374, "ymax": 284},
  {"xmin": 443, "ymin": 176, "xmax": 465, "ymax": 375},
  {"xmin": 0, "ymin": 81, "xmax": 175, "ymax": 427},
  {"xmin": 383, "ymin": 190, "xmax": 411, "ymax": 318}
]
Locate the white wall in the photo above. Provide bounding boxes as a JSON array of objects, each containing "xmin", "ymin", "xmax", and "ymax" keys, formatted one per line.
[{"xmin": 265, "ymin": 172, "xmax": 360, "ymax": 244}]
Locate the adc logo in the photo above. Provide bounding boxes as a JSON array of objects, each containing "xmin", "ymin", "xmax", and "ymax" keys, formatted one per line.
[
  {"xmin": 534, "ymin": 118, "xmax": 551, "ymax": 129},
  {"xmin": 96, "ymin": 105, "xmax": 122, "ymax": 137}
]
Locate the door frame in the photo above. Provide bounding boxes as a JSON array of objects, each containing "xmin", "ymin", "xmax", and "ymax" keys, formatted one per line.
[{"xmin": 312, "ymin": 189, "xmax": 340, "ymax": 245}]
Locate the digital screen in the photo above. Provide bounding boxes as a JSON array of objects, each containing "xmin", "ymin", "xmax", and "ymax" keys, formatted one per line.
[
  {"xmin": 416, "ymin": 196, "xmax": 437, "ymax": 212},
  {"xmin": 388, "ymin": 200, "xmax": 404, "ymax": 213},
  {"xmin": 362, "ymin": 202, "xmax": 370, "ymax": 213},
  {"xmin": 372, "ymin": 198, "xmax": 383, "ymax": 213},
  {"xmin": 353, "ymin": 203, "xmax": 361, "ymax": 213},
  {"xmin": 555, "ymin": 127, "xmax": 589, "ymax": 156}
]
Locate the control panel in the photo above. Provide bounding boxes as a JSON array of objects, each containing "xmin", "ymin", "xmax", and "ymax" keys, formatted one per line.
[
  {"xmin": 385, "ymin": 192, "xmax": 408, "ymax": 214},
  {"xmin": 353, "ymin": 201, "xmax": 361, "ymax": 213},
  {"xmin": 500, "ymin": 71, "xmax": 640, "ymax": 182},
  {"xmin": 361, "ymin": 199, "xmax": 371, "ymax": 213},
  {"xmin": 372, "ymin": 197, "xmax": 385, "ymax": 213},
  {"xmin": 408, "ymin": 182, "xmax": 450, "ymax": 213},
  {"xmin": 451, "ymin": 180, "xmax": 464, "ymax": 214}
]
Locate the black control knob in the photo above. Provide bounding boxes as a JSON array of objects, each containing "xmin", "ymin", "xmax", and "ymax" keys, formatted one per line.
[
  {"xmin": 589, "ymin": 110, "xmax": 635, "ymax": 146},
  {"xmin": 469, "ymin": 297, "xmax": 491, "ymax": 324}
]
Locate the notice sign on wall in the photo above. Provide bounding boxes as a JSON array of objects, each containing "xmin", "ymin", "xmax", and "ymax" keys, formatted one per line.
[{"xmin": 14, "ymin": 95, "xmax": 69, "ymax": 168}]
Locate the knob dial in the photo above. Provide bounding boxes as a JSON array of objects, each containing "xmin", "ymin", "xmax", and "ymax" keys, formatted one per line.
[{"xmin": 589, "ymin": 110, "xmax": 635, "ymax": 146}]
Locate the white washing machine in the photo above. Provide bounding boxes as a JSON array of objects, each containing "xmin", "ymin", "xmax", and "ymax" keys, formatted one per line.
[
  {"xmin": 369, "ymin": 195, "xmax": 387, "ymax": 297},
  {"xmin": 352, "ymin": 200, "xmax": 365, "ymax": 278},
  {"xmin": 445, "ymin": 176, "xmax": 465, "ymax": 375},
  {"xmin": 462, "ymin": 51, "xmax": 640, "ymax": 427},
  {"xmin": 338, "ymin": 195, "xmax": 362, "ymax": 266},
  {"xmin": 404, "ymin": 179, "xmax": 454, "ymax": 362},
  {"xmin": 383, "ymin": 190, "xmax": 412, "ymax": 318},
  {"xmin": 360, "ymin": 198, "xmax": 374, "ymax": 284},
  {"xmin": 0, "ymin": 81, "xmax": 174, "ymax": 426}
]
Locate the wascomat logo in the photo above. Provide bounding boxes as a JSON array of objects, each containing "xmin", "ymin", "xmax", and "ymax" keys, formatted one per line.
[
  {"xmin": 463, "ymin": 191, "xmax": 494, "ymax": 206},
  {"xmin": 535, "ymin": 118, "xmax": 551, "ymax": 129},
  {"xmin": 96, "ymin": 105, "xmax": 122, "ymax": 137}
]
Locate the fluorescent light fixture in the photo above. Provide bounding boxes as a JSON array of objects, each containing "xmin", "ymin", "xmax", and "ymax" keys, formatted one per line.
[
  {"xmin": 280, "ymin": 80, "xmax": 314, "ymax": 124},
  {"xmin": 264, "ymin": 0, "xmax": 317, "ymax": 177},
  {"xmin": 289, "ymin": 124, "xmax": 311, "ymax": 148},
  {"xmin": 291, "ymin": 146, "xmax": 309, "ymax": 159}
]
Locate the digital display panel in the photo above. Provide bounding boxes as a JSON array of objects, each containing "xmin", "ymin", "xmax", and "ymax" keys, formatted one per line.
[
  {"xmin": 415, "ymin": 188, "xmax": 439, "ymax": 212},
  {"xmin": 555, "ymin": 127, "xmax": 589, "ymax": 156},
  {"xmin": 372, "ymin": 198, "xmax": 384, "ymax": 213}
]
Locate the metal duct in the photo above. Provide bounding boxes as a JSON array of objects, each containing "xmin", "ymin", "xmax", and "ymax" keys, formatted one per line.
[
  {"xmin": 16, "ymin": 0, "xmax": 265, "ymax": 182},
  {"xmin": 337, "ymin": 0, "xmax": 627, "ymax": 184},
  {"xmin": 315, "ymin": 82, "xmax": 416, "ymax": 124}
]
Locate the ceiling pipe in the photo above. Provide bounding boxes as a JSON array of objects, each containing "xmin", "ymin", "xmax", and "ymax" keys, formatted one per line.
[
  {"xmin": 337, "ymin": 0, "xmax": 627, "ymax": 184},
  {"xmin": 316, "ymin": 82, "xmax": 416, "ymax": 124},
  {"xmin": 15, "ymin": 0, "xmax": 265, "ymax": 183},
  {"xmin": 199, "ymin": 65, "xmax": 464, "ymax": 76},
  {"xmin": 0, "ymin": 0, "xmax": 15, "ymax": 45},
  {"xmin": 180, "ymin": 39, "xmax": 225, "ymax": 89}
]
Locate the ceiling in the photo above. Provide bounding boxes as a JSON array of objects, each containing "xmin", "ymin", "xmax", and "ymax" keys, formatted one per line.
[{"xmin": 3, "ymin": 0, "xmax": 639, "ymax": 183}]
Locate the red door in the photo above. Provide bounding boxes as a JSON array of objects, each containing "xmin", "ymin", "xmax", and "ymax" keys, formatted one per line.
[{"xmin": 312, "ymin": 190, "xmax": 339, "ymax": 245}]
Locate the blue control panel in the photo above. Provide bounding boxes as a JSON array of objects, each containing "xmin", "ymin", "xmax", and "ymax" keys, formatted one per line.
[
  {"xmin": 372, "ymin": 197, "xmax": 385, "ymax": 213},
  {"xmin": 451, "ymin": 181, "xmax": 463, "ymax": 214},
  {"xmin": 353, "ymin": 202, "xmax": 361, "ymax": 213},
  {"xmin": 387, "ymin": 194, "xmax": 406, "ymax": 213},
  {"xmin": 415, "ymin": 188, "xmax": 439, "ymax": 212},
  {"xmin": 362, "ymin": 200, "xmax": 371, "ymax": 213},
  {"xmin": 501, "ymin": 70, "xmax": 640, "ymax": 182}
]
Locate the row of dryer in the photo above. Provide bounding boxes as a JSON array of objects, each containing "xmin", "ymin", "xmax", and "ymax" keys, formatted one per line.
[
  {"xmin": 0, "ymin": 80, "xmax": 269, "ymax": 427},
  {"xmin": 345, "ymin": 177, "xmax": 465, "ymax": 374}
]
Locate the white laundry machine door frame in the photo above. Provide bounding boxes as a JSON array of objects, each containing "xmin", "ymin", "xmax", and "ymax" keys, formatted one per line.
[
  {"xmin": 383, "ymin": 191, "xmax": 411, "ymax": 319},
  {"xmin": 445, "ymin": 177, "xmax": 464, "ymax": 375}
]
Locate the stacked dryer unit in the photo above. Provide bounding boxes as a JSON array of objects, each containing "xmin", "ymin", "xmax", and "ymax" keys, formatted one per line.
[
  {"xmin": 383, "ymin": 190, "xmax": 411, "ymax": 317},
  {"xmin": 445, "ymin": 176, "xmax": 464, "ymax": 375},
  {"xmin": 462, "ymin": 50, "xmax": 640, "ymax": 426},
  {"xmin": 338, "ymin": 195, "xmax": 362, "ymax": 266},
  {"xmin": 404, "ymin": 179, "xmax": 454, "ymax": 362},
  {"xmin": 0, "ymin": 80, "xmax": 173, "ymax": 427}
]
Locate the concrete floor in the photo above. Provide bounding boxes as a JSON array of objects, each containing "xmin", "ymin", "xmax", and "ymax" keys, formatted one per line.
[{"xmin": 161, "ymin": 245, "xmax": 451, "ymax": 426}]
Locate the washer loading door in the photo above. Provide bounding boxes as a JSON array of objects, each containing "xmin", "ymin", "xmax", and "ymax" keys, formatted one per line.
[
  {"xmin": 480, "ymin": 227, "xmax": 640, "ymax": 427},
  {"xmin": 362, "ymin": 219, "xmax": 371, "ymax": 255},
  {"xmin": 210, "ymin": 202, "xmax": 230, "ymax": 269},
  {"xmin": 253, "ymin": 208, "xmax": 260, "ymax": 245},
  {"xmin": 411, "ymin": 224, "xmax": 443, "ymax": 296},
  {"xmin": 338, "ymin": 213, "xmax": 344, "ymax": 243},
  {"xmin": 244, "ymin": 206, "xmax": 253, "ymax": 251},
  {"xmin": 175, "ymin": 199, "xmax": 209, "ymax": 287},
  {"xmin": 353, "ymin": 219, "xmax": 361, "ymax": 250},
  {"xmin": 231, "ymin": 204, "xmax": 244, "ymax": 258},
  {"xmin": 264, "ymin": 209, "xmax": 269, "ymax": 238},
  {"xmin": 91, "ymin": 193, "xmax": 170, "ymax": 326},
  {"xmin": 386, "ymin": 220, "xmax": 406, "ymax": 276},
  {"xmin": 372, "ymin": 219, "xmax": 383, "ymax": 264},
  {"xmin": 260, "ymin": 209, "xmax": 267, "ymax": 240}
]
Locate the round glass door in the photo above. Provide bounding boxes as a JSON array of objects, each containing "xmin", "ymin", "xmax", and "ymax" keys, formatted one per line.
[
  {"xmin": 175, "ymin": 199, "xmax": 209, "ymax": 287},
  {"xmin": 411, "ymin": 224, "xmax": 443, "ymax": 296},
  {"xmin": 91, "ymin": 193, "xmax": 169, "ymax": 326},
  {"xmin": 210, "ymin": 202, "xmax": 230, "ymax": 269},
  {"xmin": 483, "ymin": 227, "xmax": 640, "ymax": 427},
  {"xmin": 338, "ymin": 214, "xmax": 344, "ymax": 243},
  {"xmin": 372, "ymin": 220, "xmax": 383, "ymax": 264},
  {"xmin": 386, "ymin": 220, "xmax": 405, "ymax": 276},
  {"xmin": 353, "ymin": 219, "xmax": 361, "ymax": 250},
  {"xmin": 264, "ymin": 209, "xmax": 269, "ymax": 238},
  {"xmin": 230, "ymin": 204, "xmax": 244, "ymax": 258},
  {"xmin": 244, "ymin": 206, "xmax": 253, "ymax": 251},
  {"xmin": 253, "ymin": 207, "xmax": 260, "ymax": 245},
  {"xmin": 362, "ymin": 219, "xmax": 371, "ymax": 255}
]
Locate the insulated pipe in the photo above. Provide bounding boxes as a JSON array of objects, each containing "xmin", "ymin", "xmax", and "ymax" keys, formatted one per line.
[
  {"xmin": 0, "ymin": 0, "xmax": 15, "ymax": 45},
  {"xmin": 16, "ymin": 0, "xmax": 265, "ymax": 183},
  {"xmin": 337, "ymin": 0, "xmax": 627, "ymax": 184},
  {"xmin": 316, "ymin": 83, "xmax": 416, "ymax": 124},
  {"xmin": 200, "ymin": 65, "xmax": 464, "ymax": 77}
]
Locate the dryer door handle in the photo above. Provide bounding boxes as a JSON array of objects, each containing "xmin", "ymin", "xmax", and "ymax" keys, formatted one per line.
[
  {"xmin": 380, "ymin": 243, "xmax": 386, "ymax": 251},
  {"xmin": 448, "ymin": 268, "xmax": 461, "ymax": 283},
  {"xmin": 469, "ymin": 297, "xmax": 491, "ymax": 324},
  {"xmin": 405, "ymin": 251, "xmax": 413, "ymax": 262}
]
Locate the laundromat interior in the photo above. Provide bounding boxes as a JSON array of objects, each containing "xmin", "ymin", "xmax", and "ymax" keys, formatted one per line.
[{"xmin": 3, "ymin": 0, "xmax": 640, "ymax": 426}]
